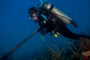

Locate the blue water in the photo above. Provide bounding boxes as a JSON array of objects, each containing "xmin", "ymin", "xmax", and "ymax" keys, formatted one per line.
[{"xmin": 0, "ymin": 0, "xmax": 90, "ymax": 60}]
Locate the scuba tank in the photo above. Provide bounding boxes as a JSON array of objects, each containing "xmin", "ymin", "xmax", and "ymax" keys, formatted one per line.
[
  {"xmin": 43, "ymin": 3, "xmax": 71, "ymax": 24},
  {"xmin": 39, "ymin": 2, "xmax": 78, "ymax": 27},
  {"xmin": 40, "ymin": 2, "xmax": 78, "ymax": 27}
]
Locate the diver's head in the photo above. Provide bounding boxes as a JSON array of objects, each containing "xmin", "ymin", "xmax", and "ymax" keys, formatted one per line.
[{"xmin": 28, "ymin": 7, "xmax": 38, "ymax": 20}]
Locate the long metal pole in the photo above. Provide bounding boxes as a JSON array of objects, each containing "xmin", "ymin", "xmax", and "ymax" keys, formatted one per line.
[{"xmin": 1, "ymin": 29, "xmax": 40, "ymax": 59}]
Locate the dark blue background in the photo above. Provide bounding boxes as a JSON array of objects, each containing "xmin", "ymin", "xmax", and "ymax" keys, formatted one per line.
[{"xmin": 0, "ymin": 0, "xmax": 90, "ymax": 60}]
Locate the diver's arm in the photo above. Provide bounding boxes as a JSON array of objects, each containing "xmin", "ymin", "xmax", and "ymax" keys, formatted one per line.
[
  {"xmin": 38, "ymin": 22, "xmax": 47, "ymax": 35},
  {"xmin": 38, "ymin": 28, "xmax": 48, "ymax": 35},
  {"xmin": 39, "ymin": 25, "xmax": 51, "ymax": 35}
]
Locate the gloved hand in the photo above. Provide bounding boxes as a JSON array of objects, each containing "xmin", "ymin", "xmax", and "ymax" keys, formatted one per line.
[{"xmin": 38, "ymin": 28, "xmax": 46, "ymax": 35}]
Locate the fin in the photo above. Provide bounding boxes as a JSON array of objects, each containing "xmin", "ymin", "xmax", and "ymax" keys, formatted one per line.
[{"xmin": 71, "ymin": 21, "xmax": 78, "ymax": 28}]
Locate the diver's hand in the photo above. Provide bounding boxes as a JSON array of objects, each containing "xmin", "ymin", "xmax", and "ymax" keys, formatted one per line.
[{"xmin": 38, "ymin": 28, "xmax": 46, "ymax": 35}]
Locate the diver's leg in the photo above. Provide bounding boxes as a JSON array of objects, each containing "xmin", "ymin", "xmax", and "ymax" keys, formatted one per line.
[
  {"xmin": 58, "ymin": 25, "xmax": 90, "ymax": 40},
  {"xmin": 61, "ymin": 29, "xmax": 81, "ymax": 40}
]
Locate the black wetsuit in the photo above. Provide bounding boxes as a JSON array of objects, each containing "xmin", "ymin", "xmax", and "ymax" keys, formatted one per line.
[{"xmin": 37, "ymin": 8, "xmax": 90, "ymax": 40}]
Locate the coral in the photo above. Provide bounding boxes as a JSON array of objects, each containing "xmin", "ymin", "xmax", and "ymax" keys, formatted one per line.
[
  {"xmin": 48, "ymin": 44, "xmax": 64, "ymax": 60},
  {"xmin": 32, "ymin": 36, "xmax": 90, "ymax": 60},
  {"xmin": 80, "ymin": 38, "xmax": 90, "ymax": 60},
  {"xmin": 80, "ymin": 38, "xmax": 90, "ymax": 52},
  {"xmin": 66, "ymin": 41, "xmax": 81, "ymax": 60}
]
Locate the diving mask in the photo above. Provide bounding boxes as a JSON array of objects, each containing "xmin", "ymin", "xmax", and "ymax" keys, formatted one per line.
[{"xmin": 29, "ymin": 13, "xmax": 38, "ymax": 19}]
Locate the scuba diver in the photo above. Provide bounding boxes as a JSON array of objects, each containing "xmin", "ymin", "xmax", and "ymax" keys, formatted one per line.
[{"xmin": 28, "ymin": 2, "xmax": 90, "ymax": 40}]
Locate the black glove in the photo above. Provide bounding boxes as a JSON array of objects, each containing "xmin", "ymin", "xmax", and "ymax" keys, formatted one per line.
[{"xmin": 38, "ymin": 28, "xmax": 46, "ymax": 35}]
